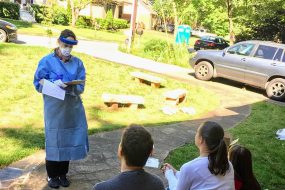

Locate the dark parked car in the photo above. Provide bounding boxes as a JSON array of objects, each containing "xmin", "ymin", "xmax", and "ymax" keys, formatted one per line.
[
  {"xmin": 155, "ymin": 24, "xmax": 175, "ymax": 33},
  {"xmin": 189, "ymin": 40, "xmax": 285, "ymax": 101},
  {"xmin": 194, "ymin": 36, "xmax": 229, "ymax": 51},
  {"xmin": 0, "ymin": 19, "xmax": 17, "ymax": 42}
]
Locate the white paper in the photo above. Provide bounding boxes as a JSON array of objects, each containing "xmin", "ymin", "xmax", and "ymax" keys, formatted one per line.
[
  {"xmin": 54, "ymin": 79, "xmax": 67, "ymax": 88},
  {"xmin": 145, "ymin": 157, "xmax": 160, "ymax": 168},
  {"xmin": 276, "ymin": 129, "xmax": 285, "ymax": 140},
  {"xmin": 42, "ymin": 79, "xmax": 65, "ymax": 100},
  {"xmin": 165, "ymin": 169, "xmax": 178, "ymax": 190},
  {"xmin": 277, "ymin": 129, "xmax": 285, "ymax": 137}
]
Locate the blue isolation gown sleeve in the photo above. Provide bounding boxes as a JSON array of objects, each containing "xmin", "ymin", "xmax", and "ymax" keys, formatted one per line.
[
  {"xmin": 75, "ymin": 59, "xmax": 86, "ymax": 95},
  {"xmin": 33, "ymin": 57, "xmax": 50, "ymax": 93}
]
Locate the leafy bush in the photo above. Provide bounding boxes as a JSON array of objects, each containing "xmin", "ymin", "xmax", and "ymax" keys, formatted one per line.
[
  {"xmin": 144, "ymin": 39, "xmax": 169, "ymax": 53},
  {"xmin": 95, "ymin": 17, "xmax": 128, "ymax": 30},
  {"xmin": 31, "ymin": 5, "xmax": 69, "ymax": 25},
  {"xmin": 141, "ymin": 39, "xmax": 190, "ymax": 67},
  {"xmin": 76, "ymin": 16, "xmax": 92, "ymax": 28},
  {"xmin": 53, "ymin": 6, "xmax": 69, "ymax": 25},
  {"xmin": 143, "ymin": 39, "xmax": 176, "ymax": 62},
  {"xmin": 94, "ymin": 10, "xmax": 114, "ymax": 30},
  {"xmin": 31, "ymin": 4, "xmax": 46, "ymax": 23},
  {"xmin": 113, "ymin": 18, "xmax": 128, "ymax": 29},
  {"xmin": 0, "ymin": 2, "xmax": 20, "ymax": 20}
]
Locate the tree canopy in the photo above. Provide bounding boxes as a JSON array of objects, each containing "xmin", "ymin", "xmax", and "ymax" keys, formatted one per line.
[{"xmin": 152, "ymin": 0, "xmax": 285, "ymax": 43}]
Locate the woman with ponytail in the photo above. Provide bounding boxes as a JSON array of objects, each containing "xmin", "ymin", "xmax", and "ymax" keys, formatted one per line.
[{"xmin": 162, "ymin": 121, "xmax": 234, "ymax": 190}]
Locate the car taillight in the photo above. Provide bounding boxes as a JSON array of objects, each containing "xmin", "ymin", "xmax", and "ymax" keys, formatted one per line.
[
  {"xmin": 208, "ymin": 42, "xmax": 215, "ymax": 47},
  {"xmin": 195, "ymin": 40, "xmax": 201, "ymax": 45}
]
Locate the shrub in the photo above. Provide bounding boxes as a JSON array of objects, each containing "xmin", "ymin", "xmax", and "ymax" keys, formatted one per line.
[
  {"xmin": 0, "ymin": 2, "xmax": 20, "ymax": 20},
  {"xmin": 144, "ymin": 39, "xmax": 170, "ymax": 53},
  {"xmin": 31, "ymin": 4, "xmax": 46, "ymax": 23},
  {"xmin": 31, "ymin": 5, "xmax": 69, "ymax": 25},
  {"xmin": 113, "ymin": 18, "xmax": 128, "ymax": 29},
  {"xmin": 142, "ymin": 39, "xmax": 190, "ymax": 67},
  {"xmin": 53, "ymin": 6, "xmax": 69, "ymax": 25},
  {"xmin": 95, "ymin": 10, "xmax": 114, "ymax": 30},
  {"xmin": 95, "ymin": 17, "xmax": 128, "ymax": 30},
  {"xmin": 76, "ymin": 16, "xmax": 92, "ymax": 28}
]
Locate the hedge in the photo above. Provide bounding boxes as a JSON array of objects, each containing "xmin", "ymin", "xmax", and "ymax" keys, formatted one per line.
[
  {"xmin": 31, "ymin": 4, "xmax": 45, "ymax": 23},
  {"xmin": 0, "ymin": 2, "xmax": 20, "ymax": 20}
]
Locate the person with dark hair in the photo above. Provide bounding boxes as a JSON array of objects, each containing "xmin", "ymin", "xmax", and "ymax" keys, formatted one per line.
[
  {"xmin": 229, "ymin": 145, "xmax": 261, "ymax": 190},
  {"xmin": 93, "ymin": 124, "xmax": 164, "ymax": 190},
  {"xmin": 162, "ymin": 121, "xmax": 234, "ymax": 190},
  {"xmin": 34, "ymin": 29, "xmax": 89, "ymax": 188}
]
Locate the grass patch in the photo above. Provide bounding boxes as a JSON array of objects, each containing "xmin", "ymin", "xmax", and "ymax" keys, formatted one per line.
[
  {"xmin": 0, "ymin": 43, "xmax": 219, "ymax": 168},
  {"xmin": 119, "ymin": 30, "xmax": 198, "ymax": 68},
  {"xmin": 165, "ymin": 102, "xmax": 285, "ymax": 189},
  {"xmin": 2, "ymin": 18, "xmax": 125, "ymax": 43}
]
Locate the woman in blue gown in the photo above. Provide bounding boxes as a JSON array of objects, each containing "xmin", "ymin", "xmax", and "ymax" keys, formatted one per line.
[{"xmin": 33, "ymin": 29, "xmax": 89, "ymax": 189}]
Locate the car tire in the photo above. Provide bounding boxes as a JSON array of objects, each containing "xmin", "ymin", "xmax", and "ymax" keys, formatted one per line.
[
  {"xmin": 0, "ymin": 29, "xmax": 7, "ymax": 42},
  {"xmin": 194, "ymin": 61, "xmax": 214, "ymax": 81},
  {"xmin": 266, "ymin": 78, "xmax": 285, "ymax": 101}
]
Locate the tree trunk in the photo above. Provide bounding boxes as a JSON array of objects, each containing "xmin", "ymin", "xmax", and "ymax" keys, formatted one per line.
[
  {"xmin": 172, "ymin": 1, "xmax": 178, "ymax": 39},
  {"xmin": 281, "ymin": 31, "xmax": 285, "ymax": 44},
  {"xmin": 70, "ymin": 0, "xmax": 76, "ymax": 27},
  {"xmin": 226, "ymin": 0, "xmax": 235, "ymax": 45},
  {"xmin": 90, "ymin": 3, "xmax": 93, "ymax": 18}
]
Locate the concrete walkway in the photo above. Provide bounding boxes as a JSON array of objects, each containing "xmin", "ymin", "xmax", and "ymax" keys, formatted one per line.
[
  {"xmin": 1, "ymin": 35, "xmax": 282, "ymax": 189},
  {"xmin": 15, "ymin": 34, "xmax": 192, "ymax": 80}
]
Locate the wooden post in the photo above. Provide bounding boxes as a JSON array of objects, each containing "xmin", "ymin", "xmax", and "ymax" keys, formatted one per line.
[{"xmin": 127, "ymin": 0, "xmax": 138, "ymax": 52}]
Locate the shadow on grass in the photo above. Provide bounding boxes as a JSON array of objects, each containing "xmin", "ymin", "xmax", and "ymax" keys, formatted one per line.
[
  {"xmin": 0, "ymin": 126, "xmax": 44, "ymax": 149},
  {"xmin": 0, "ymin": 126, "xmax": 45, "ymax": 168}
]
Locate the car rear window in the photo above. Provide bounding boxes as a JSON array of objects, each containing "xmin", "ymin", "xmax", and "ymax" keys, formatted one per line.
[
  {"xmin": 215, "ymin": 38, "xmax": 223, "ymax": 43},
  {"xmin": 273, "ymin": 49, "xmax": 284, "ymax": 62},
  {"xmin": 254, "ymin": 45, "xmax": 278, "ymax": 60}
]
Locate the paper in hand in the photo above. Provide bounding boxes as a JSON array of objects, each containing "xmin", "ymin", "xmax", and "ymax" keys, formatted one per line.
[
  {"xmin": 42, "ymin": 79, "xmax": 65, "ymax": 100},
  {"xmin": 54, "ymin": 79, "xmax": 67, "ymax": 88},
  {"xmin": 145, "ymin": 157, "xmax": 160, "ymax": 168}
]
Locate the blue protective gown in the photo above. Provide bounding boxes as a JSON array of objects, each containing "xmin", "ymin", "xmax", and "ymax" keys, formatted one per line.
[{"xmin": 33, "ymin": 52, "xmax": 89, "ymax": 161}]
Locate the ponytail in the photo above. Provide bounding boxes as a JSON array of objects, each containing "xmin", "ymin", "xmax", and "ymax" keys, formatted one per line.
[
  {"xmin": 208, "ymin": 139, "xmax": 229, "ymax": 175},
  {"xmin": 199, "ymin": 121, "xmax": 230, "ymax": 176}
]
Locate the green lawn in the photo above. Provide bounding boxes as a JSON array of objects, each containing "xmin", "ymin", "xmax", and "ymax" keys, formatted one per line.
[
  {"xmin": 165, "ymin": 102, "xmax": 285, "ymax": 189},
  {"xmin": 0, "ymin": 43, "xmax": 219, "ymax": 168}
]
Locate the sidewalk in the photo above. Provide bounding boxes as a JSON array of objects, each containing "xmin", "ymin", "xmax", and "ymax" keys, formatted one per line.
[
  {"xmin": 16, "ymin": 34, "xmax": 193, "ymax": 81},
  {"xmin": 1, "ymin": 35, "xmax": 275, "ymax": 189}
]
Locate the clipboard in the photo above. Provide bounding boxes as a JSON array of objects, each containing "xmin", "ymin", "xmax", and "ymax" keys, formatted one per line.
[{"xmin": 64, "ymin": 80, "xmax": 85, "ymax": 85}]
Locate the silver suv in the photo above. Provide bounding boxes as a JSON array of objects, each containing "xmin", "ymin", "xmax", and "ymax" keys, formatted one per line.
[{"xmin": 189, "ymin": 40, "xmax": 285, "ymax": 101}]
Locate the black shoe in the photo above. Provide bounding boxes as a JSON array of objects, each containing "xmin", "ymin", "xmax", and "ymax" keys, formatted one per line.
[
  {"xmin": 59, "ymin": 175, "xmax": 70, "ymax": 187},
  {"xmin": 47, "ymin": 177, "xmax": 60, "ymax": 189}
]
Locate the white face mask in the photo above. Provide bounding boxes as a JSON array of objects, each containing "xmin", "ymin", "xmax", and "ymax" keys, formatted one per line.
[{"xmin": 59, "ymin": 47, "xmax": 72, "ymax": 57}]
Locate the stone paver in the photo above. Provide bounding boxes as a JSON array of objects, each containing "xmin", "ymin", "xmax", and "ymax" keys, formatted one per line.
[{"xmin": 2, "ymin": 35, "xmax": 284, "ymax": 189}]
